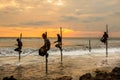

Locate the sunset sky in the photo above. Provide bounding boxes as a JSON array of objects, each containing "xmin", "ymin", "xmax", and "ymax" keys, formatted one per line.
[{"xmin": 0, "ymin": 0, "xmax": 120, "ymax": 37}]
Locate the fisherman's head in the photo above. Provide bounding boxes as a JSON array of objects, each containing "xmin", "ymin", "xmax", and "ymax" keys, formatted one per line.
[
  {"xmin": 16, "ymin": 38, "xmax": 20, "ymax": 41},
  {"xmin": 42, "ymin": 33, "xmax": 47, "ymax": 39},
  {"xmin": 57, "ymin": 34, "xmax": 60, "ymax": 37},
  {"xmin": 104, "ymin": 32, "xmax": 107, "ymax": 34}
]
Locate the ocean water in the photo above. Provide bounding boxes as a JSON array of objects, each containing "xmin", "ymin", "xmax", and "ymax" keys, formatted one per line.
[{"xmin": 0, "ymin": 37, "xmax": 120, "ymax": 56}]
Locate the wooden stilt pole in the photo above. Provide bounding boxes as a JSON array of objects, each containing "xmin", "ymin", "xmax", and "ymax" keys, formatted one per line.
[
  {"xmin": 45, "ymin": 32, "xmax": 48, "ymax": 74},
  {"xmin": 106, "ymin": 24, "xmax": 108, "ymax": 57},
  {"xmin": 46, "ymin": 54, "xmax": 48, "ymax": 74},
  {"xmin": 106, "ymin": 40, "xmax": 108, "ymax": 57},
  {"xmin": 19, "ymin": 52, "xmax": 21, "ymax": 62},
  {"xmin": 60, "ymin": 27, "xmax": 63, "ymax": 64},
  {"xmin": 19, "ymin": 33, "xmax": 22, "ymax": 62},
  {"xmin": 89, "ymin": 40, "xmax": 91, "ymax": 52}
]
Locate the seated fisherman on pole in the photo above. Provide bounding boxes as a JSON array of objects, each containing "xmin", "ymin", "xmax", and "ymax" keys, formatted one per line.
[
  {"xmin": 54, "ymin": 34, "xmax": 62, "ymax": 51},
  {"xmin": 39, "ymin": 33, "xmax": 51, "ymax": 58},
  {"xmin": 100, "ymin": 32, "xmax": 109, "ymax": 44},
  {"xmin": 14, "ymin": 38, "xmax": 22, "ymax": 52}
]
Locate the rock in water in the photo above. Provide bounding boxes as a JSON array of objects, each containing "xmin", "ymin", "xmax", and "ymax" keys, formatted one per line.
[
  {"xmin": 111, "ymin": 67, "xmax": 120, "ymax": 79},
  {"xmin": 79, "ymin": 73, "xmax": 92, "ymax": 80},
  {"xmin": 94, "ymin": 71, "xmax": 108, "ymax": 80},
  {"xmin": 79, "ymin": 67, "xmax": 120, "ymax": 80}
]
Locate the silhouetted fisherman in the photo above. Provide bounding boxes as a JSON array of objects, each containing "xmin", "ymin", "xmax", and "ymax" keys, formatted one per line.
[
  {"xmin": 100, "ymin": 32, "xmax": 109, "ymax": 44},
  {"xmin": 54, "ymin": 34, "xmax": 62, "ymax": 51},
  {"xmin": 39, "ymin": 33, "xmax": 51, "ymax": 58},
  {"xmin": 14, "ymin": 38, "xmax": 22, "ymax": 52},
  {"xmin": 39, "ymin": 32, "xmax": 51, "ymax": 74}
]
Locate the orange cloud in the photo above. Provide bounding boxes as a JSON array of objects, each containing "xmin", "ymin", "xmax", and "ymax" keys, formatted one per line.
[
  {"xmin": 0, "ymin": 26, "xmax": 119, "ymax": 38},
  {"xmin": 0, "ymin": 27, "xmax": 74, "ymax": 37}
]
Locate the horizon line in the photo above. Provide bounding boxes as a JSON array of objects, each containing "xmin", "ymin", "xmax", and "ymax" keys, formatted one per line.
[{"xmin": 0, "ymin": 36, "xmax": 120, "ymax": 39}]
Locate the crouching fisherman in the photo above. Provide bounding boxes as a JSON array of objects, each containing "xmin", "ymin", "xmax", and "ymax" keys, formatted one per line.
[
  {"xmin": 39, "ymin": 32, "xmax": 51, "ymax": 74},
  {"xmin": 39, "ymin": 32, "xmax": 51, "ymax": 58},
  {"xmin": 54, "ymin": 34, "xmax": 62, "ymax": 51},
  {"xmin": 14, "ymin": 38, "xmax": 22, "ymax": 52},
  {"xmin": 14, "ymin": 33, "xmax": 22, "ymax": 62},
  {"xmin": 100, "ymin": 32, "xmax": 109, "ymax": 44}
]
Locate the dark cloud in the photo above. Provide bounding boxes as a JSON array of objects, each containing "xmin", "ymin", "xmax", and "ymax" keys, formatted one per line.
[
  {"xmin": 1, "ymin": 24, "xmax": 19, "ymax": 27},
  {"xmin": 20, "ymin": 21, "xmax": 52, "ymax": 26},
  {"xmin": 60, "ymin": 16, "xmax": 80, "ymax": 22},
  {"xmin": 82, "ymin": 17, "xmax": 105, "ymax": 23},
  {"xmin": 111, "ymin": 12, "xmax": 120, "ymax": 16},
  {"xmin": 59, "ymin": 15, "xmax": 105, "ymax": 23},
  {"xmin": 0, "ymin": 7, "xmax": 22, "ymax": 15},
  {"xmin": 1, "ymin": 21, "xmax": 52, "ymax": 27}
]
